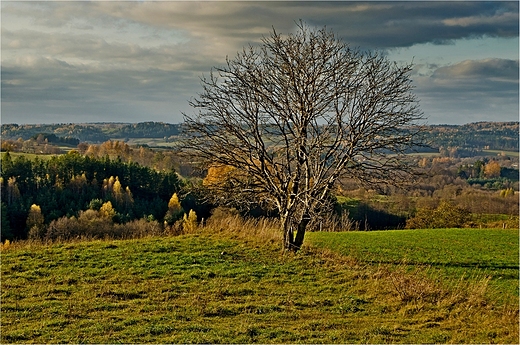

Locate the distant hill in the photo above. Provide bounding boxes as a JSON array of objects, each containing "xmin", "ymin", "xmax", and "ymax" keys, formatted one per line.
[
  {"xmin": 423, "ymin": 122, "xmax": 519, "ymax": 152},
  {"xmin": 2, "ymin": 121, "xmax": 518, "ymax": 152},
  {"xmin": 1, "ymin": 122, "xmax": 181, "ymax": 143}
]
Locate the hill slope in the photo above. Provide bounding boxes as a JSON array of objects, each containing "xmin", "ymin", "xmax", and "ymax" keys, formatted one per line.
[{"xmin": 2, "ymin": 231, "xmax": 518, "ymax": 343}]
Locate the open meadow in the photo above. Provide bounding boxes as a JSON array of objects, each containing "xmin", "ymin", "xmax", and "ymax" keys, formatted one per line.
[
  {"xmin": 1, "ymin": 224, "xmax": 518, "ymax": 344},
  {"xmin": 307, "ymin": 228, "xmax": 519, "ymax": 304}
]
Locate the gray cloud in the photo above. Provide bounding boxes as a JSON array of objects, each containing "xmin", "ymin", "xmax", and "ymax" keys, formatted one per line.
[
  {"xmin": 432, "ymin": 58, "xmax": 518, "ymax": 82},
  {"xmin": 90, "ymin": 1, "xmax": 518, "ymax": 49},
  {"xmin": 414, "ymin": 59, "xmax": 519, "ymax": 124},
  {"xmin": 1, "ymin": 1, "xmax": 518, "ymax": 124}
]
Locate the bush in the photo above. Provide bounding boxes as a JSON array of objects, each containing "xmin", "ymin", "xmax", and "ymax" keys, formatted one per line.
[
  {"xmin": 406, "ymin": 200, "xmax": 470, "ymax": 229},
  {"xmin": 45, "ymin": 210, "xmax": 163, "ymax": 241}
]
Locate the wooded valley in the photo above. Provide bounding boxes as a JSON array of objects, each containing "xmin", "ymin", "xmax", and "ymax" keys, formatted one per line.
[{"xmin": 1, "ymin": 121, "xmax": 518, "ymax": 242}]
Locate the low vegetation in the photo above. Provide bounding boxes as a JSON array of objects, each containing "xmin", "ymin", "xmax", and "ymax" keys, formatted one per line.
[{"xmin": 1, "ymin": 219, "xmax": 518, "ymax": 344}]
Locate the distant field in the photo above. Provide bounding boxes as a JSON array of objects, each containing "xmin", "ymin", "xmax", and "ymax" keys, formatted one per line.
[
  {"xmin": 307, "ymin": 228, "xmax": 519, "ymax": 302},
  {"xmin": 407, "ymin": 152, "xmax": 440, "ymax": 157},
  {"xmin": 407, "ymin": 149, "xmax": 519, "ymax": 158},
  {"xmin": 2, "ymin": 151, "xmax": 59, "ymax": 160},
  {"xmin": 114, "ymin": 137, "xmax": 176, "ymax": 148},
  {"xmin": 483, "ymin": 149, "xmax": 519, "ymax": 158}
]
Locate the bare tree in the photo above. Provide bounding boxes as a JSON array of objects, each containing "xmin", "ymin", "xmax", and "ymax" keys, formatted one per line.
[{"xmin": 181, "ymin": 23, "xmax": 425, "ymax": 252}]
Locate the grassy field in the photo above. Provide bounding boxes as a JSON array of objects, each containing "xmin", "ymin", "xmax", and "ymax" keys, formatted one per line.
[
  {"xmin": 117, "ymin": 137, "xmax": 177, "ymax": 148},
  {"xmin": 1, "ymin": 227, "xmax": 518, "ymax": 343},
  {"xmin": 307, "ymin": 229, "xmax": 519, "ymax": 303},
  {"xmin": 3, "ymin": 151, "xmax": 59, "ymax": 161},
  {"xmin": 483, "ymin": 149, "xmax": 519, "ymax": 158}
]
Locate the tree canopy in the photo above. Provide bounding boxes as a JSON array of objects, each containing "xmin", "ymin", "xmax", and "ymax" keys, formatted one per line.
[{"xmin": 181, "ymin": 23, "xmax": 425, "ymax": 251}]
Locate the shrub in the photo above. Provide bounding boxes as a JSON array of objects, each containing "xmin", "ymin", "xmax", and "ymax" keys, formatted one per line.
[
  {"xmin": 45, "ymin": 212, "xmax": 164, "ymax": 241},
  {"xmin": 406, "ymin": 200, "xmax": 470, "ymax": 229},
  {"xmin": 46, "ymin": 216, "xmax": 82, "ymax": 241},
  {"xmin": 121, "ymin": 218, "xmax": 163, "ymax": 238}
]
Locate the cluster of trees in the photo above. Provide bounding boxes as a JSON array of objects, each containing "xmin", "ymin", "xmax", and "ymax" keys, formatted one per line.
[
  {"xmin": 31, "ymin": 133, "xmax": 80, "ymax": 146},
  {"xmin": 1, "ymin": 138, "xmax": 184, "ymax": 174},
  {"xmin": 1, "ymin": 133, "xmax": 80, "ymax": 155},
  {"xmin": 415, "ymin": 155, "xmax": 518, "ymax": 192},
  {"xmin": 22, "ymin": 192, "xmax": 199, "ymax": 242},
  {"xmin": 0, "ymin": 151, "xmax": 200, "ymax": 241},
  {"xmin": 79, "ymin": 140, "xmax": 181, "ymax": 172},
  {"xmin": 452, "ymin": 158, "xmax": 519, "ymax": 190},
  {"xmin": 330, "ymin": 152, "xmax": 518, "ymax": 230},
  {"xmin": 1, "ymin": 137, "xmax": 64, "ymax": 155},
  {"xmin": 405, "ymin": 200, "xmax": 470, "ymax": 229},
  {"xmin": 109, "ymin": 122, "xmax": 180, "ymax": 139}
]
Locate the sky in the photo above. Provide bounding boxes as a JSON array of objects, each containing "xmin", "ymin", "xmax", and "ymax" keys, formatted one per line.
[{"xmin": 1, "ymin": 1, "xmax": 519, "ymax": 125}]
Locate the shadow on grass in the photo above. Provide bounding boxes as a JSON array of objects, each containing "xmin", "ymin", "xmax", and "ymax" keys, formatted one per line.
[{"xmin": 365, "ymin": 260, "xmax": 519, "ymax": 271}]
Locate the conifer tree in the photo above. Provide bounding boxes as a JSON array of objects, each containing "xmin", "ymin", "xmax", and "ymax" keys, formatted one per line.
[{"xmin": 165, "ymin": 193, "xmax": 184, "ymax": 224}]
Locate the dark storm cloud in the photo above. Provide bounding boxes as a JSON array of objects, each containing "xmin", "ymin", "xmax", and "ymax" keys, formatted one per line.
[{"xmin": 91, "ymin": 1, "xmax": 518, "ymax": 50}]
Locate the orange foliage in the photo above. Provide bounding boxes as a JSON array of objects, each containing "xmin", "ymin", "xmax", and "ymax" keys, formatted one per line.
[
  {"xmin": 203, "ymin": 165, "xmax": 237, "ymax": 187},
  {"xmin": 484, "ymin": 161, "xmax": 501, "ymax": 178}
]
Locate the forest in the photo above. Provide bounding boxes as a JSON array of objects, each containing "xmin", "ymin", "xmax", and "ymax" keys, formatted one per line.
[
  {"xmin": 1, "ymin": 121, "xmax": 518, "ymax": 242},
  {"xmin": 0, "ymin": 151, "xmax": 192, "ymax": 241}
]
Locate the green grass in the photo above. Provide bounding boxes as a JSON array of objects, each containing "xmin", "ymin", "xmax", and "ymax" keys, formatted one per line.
[
  {"xmin": 118, "ymin": 137, "xmax": 176, "ymax": 147},
  {"xmin": 307, "ymin": 229, "xmax": 519, "ymax": 302},
  {"xmin": 2, "ymin": 152, "xmax": 59, "ymax": 161},
  {"xmin": 483, "ymin": 149, "xmax": 519, "ymax": 158},
  {"xmin": 2, "ymin": 230, "xmax": 518, "ymax": 343}
]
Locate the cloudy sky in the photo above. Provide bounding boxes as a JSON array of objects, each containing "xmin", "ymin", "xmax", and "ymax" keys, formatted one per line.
[{"xmin": 2, "ymin": 1, "xmax": 518, "ymax": 125}]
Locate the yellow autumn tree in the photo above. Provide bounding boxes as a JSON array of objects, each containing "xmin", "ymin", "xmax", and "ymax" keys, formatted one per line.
[
  {"xmin": 99, "ymin": 201, "xmax": 116, "ymax": 220},
  {"xmin": 27, "ymin": 204, "xmax": 45, "ymax": 239},
  {"xmin": 112, "ymin": 177, "xmax": 123, "ymax": 205},
  {"xmin": 124, "ymin": 186, "xmax": 134, "ymax": 210},
  {"xmin": 182, "ymin": 209, "xmax": 198, "ymax": 233},
  {"xmin": 203, "ymin": 164, "xmax": 237, "ymax": 188},
  {"xmin": 164, "ymin": 193, "xmax": 184, "ymax": 224},
  {"xmin": 484, "ymin": 161, "xmax": 501, "ymax": 178},
  {"xmin": 6, "ymin": 177, "xmax": 21, "ymax": 205}
]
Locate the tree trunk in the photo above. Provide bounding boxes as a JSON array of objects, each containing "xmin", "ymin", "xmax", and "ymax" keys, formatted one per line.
[
  {"xmin": 293, "ymin": 215, "xmax": 310, "ymax": 252},
  {"xmin": 281, "ymin": 215, "xmax": 295, "ymax": 252},
  {"xmin": 282, "ymin": 215, "xmax": 310, "ymax": 252}
]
